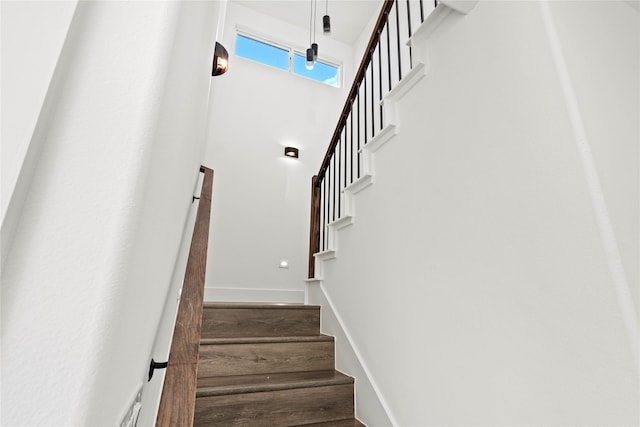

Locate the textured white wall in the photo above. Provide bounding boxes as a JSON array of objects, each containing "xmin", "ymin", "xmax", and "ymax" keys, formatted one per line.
[
  {"xmin": 543, "ymin": 0, "xmax": 639, "ymax": 328},
  {"xmin": 0, "ymin": 0, "xmax": 78, "ymax": 224},
  {"xmin": 203, "ymin": 2, "xmax": 354, "ymax": 302},
  {"xmin": 319, "ymin": 1, "xmax": 639, "ymax": 425},
  {"xmin": 0, "ymin": 0, "xmax": 78, "ymax": 269},
  {"xmin": 0, "ymin": 1, "xmax": 219, "ymax": 425}
]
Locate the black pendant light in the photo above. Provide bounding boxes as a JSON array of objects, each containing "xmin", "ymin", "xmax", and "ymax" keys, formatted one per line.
[
  {"xmin": 323, "ymin": 0, "xmax": 331, "ymax": 33},
  {"xmin": 306, "ymin": 0, "xmax": 315, "ymax": 70},
  {"xmin": 306, "ymin": 47, "xmax": 314, "ymax": 70},
  {"xmin": 312, "ymin": 0, "xmax": 318, "ymax": 60}
]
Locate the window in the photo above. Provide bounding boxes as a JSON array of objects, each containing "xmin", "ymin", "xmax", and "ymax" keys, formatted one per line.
[
  {"xmin": 235, "ymin": 34, "xmax": 289, "ymax": 71},
  {"xmin": 234, "ymin": 32, "xmax": 340, "ymax": 88},
  {"xmin": 292, "ymin": 53, "xmax": 339, "ymax": 87}
]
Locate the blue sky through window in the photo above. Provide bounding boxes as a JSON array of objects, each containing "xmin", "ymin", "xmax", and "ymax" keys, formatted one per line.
[
  {"xmin": 235, "ymin": 34, "xmax": 289, "ymax": 71},
  {"xmin": 293, "ymin": 54, "xmax": 339, "ymax": 87},
  {"xmin": 235, "ymin": 33, "xmax": 340, "ymax": 87}
]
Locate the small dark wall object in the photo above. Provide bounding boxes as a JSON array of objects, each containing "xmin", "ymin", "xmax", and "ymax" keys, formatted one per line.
[
  {"xmin": 212, "ymin": 42, "xmax": 229, "ymax": 76},
  {"xmin": 148, "ymin": 358, "xmax": 168, "ymax": 381}
]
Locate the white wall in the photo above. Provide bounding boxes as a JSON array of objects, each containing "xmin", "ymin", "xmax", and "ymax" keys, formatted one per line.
[
  {"xmin": 203, "ymin": 2, "xmax": 354, "ymax": 302},
  {"xmin": 0, "ymin": 0, "xmax": 78, "ymax": 268},
  {"xmin": 1, "ymin": 1, "xmax": 219, "ymax": 424},
  {"xmin": 545, "ymin": 0, "xmax": 639, "ymax": 322},
  {"xmin": 317, "ymin": 1, "xmax": 639, "ymax": 425},
  {"xmin": 0, "ymin": 0, "xmax": 77, "ymax": 224}
]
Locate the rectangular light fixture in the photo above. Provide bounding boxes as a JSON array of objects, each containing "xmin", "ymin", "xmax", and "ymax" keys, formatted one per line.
[{"xmin": 284, "ymin": 147, "xmax": 299, "ymax": 158}]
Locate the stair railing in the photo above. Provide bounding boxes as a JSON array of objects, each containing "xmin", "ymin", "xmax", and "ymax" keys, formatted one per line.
[
  {"xmin": 308, "ymin": 0, "xmax": 435, "ymax": 278},
  {"xmin": 156, "ymin": 166, "xmax": 214, "ymax": 426}
]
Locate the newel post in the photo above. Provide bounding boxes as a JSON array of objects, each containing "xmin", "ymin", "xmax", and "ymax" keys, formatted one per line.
[{"xmin": 308, "ymin": 175, "xmax": 321, "ymax": 279}]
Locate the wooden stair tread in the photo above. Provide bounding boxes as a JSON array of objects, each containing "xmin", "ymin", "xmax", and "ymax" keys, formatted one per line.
[
  {"xmin": 196, "ymin": 370, "xmax": 353, "ymax": 397},
  {"xmin": 200, "ymin": 335, "xmax": 333, "ymax": 345},
  {"xmin": 204, "ymin": 302, "xmax": 320, "ymax": 310},
  {"xmin": 298, "ymin": 419, "xmax": 366, "ymax": 427},
  {"xmin": 194, "ymin": 302, "xmax": 357, "ymax": 426}
]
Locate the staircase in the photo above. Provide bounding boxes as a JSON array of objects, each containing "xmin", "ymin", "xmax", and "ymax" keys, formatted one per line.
[{"xmin": 194, "ymin": 303, "xmax": 364, "ymax": 426}]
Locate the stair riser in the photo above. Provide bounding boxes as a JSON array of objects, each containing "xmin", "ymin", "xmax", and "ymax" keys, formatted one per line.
[
  {"xmin": 198, "ymin": 341, "xmax": 335, "ymax": 378},
  {"xmin": 194, "ymin": 384, "xmax": 354, "ymax": 426},
  {"xmin": 201, "ymin": 307, "xmax": 320, "ymax": 338}
]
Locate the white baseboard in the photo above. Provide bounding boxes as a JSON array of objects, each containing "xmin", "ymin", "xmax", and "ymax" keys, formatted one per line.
[
  {"xmin": 204, "ymin": 286, "xmax": 304, "ymax": 303},
  {"xmin": 306, "ymin": 283, "xmax": 396, "ymax": 427}
]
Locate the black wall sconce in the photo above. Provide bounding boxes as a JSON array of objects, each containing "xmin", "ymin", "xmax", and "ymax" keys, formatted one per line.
[
  {"xmin": 212, "ymin": 42, "xmax": 229, "ymax": 76},
  {"xmin": 284, "ymin": 147, "xmax": 299, "ymax": 158}
]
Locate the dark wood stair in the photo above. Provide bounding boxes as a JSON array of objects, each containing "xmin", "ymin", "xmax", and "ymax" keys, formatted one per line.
[{"xmin": 194, "ymin": 303, "xmax": 364, "ymax": 426}]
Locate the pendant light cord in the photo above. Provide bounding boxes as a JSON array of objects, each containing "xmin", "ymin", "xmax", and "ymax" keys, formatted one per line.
[
  {"xmin": 309, "ymin": 0, "xmax": 313, "ymax": 45},
  {"xmin": 313, "ymin": 0, "xmax": 317, "ymax": 42}
]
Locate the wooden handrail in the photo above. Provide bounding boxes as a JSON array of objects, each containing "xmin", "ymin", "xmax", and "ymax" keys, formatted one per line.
[
  {"xmin": 309, "ymin": 0, "xmax": 436, "ymax": 275},
  {"xmin": 156, "ymin": 166, "xmax": 214, "ymax": 427},
  {"xmin": 309, "ymin": 0, "xmax": 395, "ymax": 277},
  {"xmin": 316, "ymin": 0, "xmax": 394, "ymax": 182}
]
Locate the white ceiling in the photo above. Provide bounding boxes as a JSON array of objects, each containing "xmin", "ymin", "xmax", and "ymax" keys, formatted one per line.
[{"xmin": 231, "ymin": 0, "xmax": 382, "ymax": 45}]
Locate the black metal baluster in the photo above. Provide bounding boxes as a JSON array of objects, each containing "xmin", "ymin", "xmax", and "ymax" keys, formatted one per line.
[
  {"xmin": 344, "ymin": 116, "xmax": 349, "ymax": 186},
  {"xmin": 386, "ymin": 17, "xmax": 392, "ymax": 91},
  {"xmin": 378, "ymin": 41, "xmax": 383, "ymax": 130},
  {"xmin": 337, "ymin": 134, "xmax": 341, "ymax": 217},
  {"xmin": 327, "ymin": 163, "xmax": 331, "ymax": 227},
  {"xmin": 357, "ymin": 91, "xmax": 361, "ymax": 178},
  {"xmin": 350, "ymin": 108, "xmax": 354, "ymax": 183},
  {"xmin": 320, "ymin": 177, "xmax": 325, "ymax": 251},
  {"xmin": 407, "ymin": 0, "xmax": 413, "ymax": 69},
  {"xmin": 364, "ymin": 77, "xmax": 368, "ymax": 145},
  {"xmin": 325, "ymin": 172, "xmax": 329, "ymax": 247},
  {"xmin": 340, "ymin": 130, "xmax": 344, "ymax": 216},
  {"xmin": 370, "ymin": 63, "xmax": 375, "ymax": 137},
  {"xmin": 343, "ymin": 128, "xmax": 347, "ymax": 192},
  {"xmin": 395, "ymin": 0, "xmax": 402, "ymax": 81},
  {"xmin": 332, "ymin": 151, "xmax": 336, "ymax": 221}
]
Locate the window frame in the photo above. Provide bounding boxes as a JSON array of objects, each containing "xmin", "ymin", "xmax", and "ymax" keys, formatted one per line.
[{"xmin": 234, "ymin": 27, "xmax": 342, "ymax": 88}]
